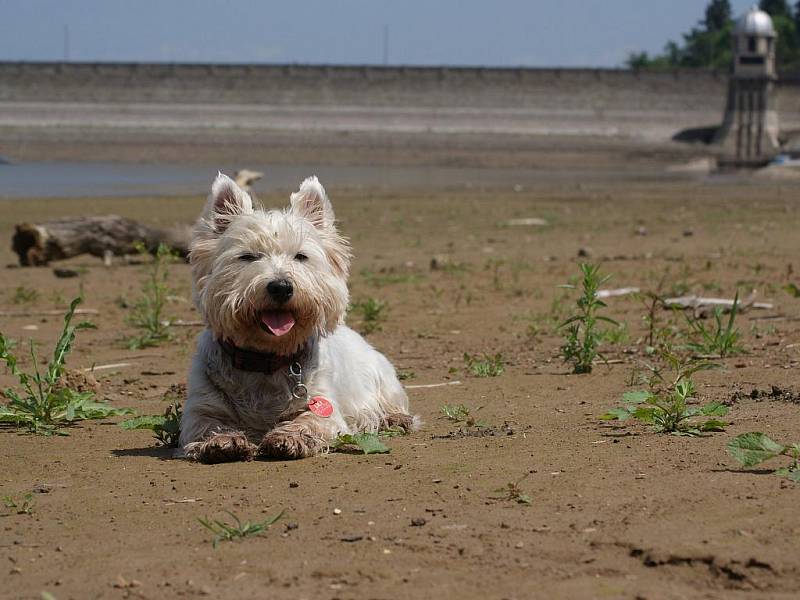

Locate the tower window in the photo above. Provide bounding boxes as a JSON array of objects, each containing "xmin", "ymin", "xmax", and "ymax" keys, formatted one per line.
[{"xmin": 748, "ymin": 36, "xmax": 757, "ymax": 53}]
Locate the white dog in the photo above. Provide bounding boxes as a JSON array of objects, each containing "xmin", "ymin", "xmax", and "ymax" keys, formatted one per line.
[{"xmin": 180, "ymin": 174, "xmax": 415, "ymax": 462}]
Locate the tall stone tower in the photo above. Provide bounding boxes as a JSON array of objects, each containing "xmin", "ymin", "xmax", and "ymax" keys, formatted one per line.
[{"xmin": 714, "ymin": 5, "xmax": 780, "ymax": 164}]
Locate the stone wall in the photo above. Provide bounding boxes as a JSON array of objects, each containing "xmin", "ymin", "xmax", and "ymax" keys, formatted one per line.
[
  {"xmin": 0, "ymin": 62, "xmax": 729, "ymax": 110},
  {"xmin": 1, "ymin": 62, "xmax": 798, "ymax": 139}
]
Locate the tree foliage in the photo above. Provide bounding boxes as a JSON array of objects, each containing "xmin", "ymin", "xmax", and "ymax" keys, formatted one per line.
[
  {"xmin": 628, "ymin": 0, "xmax": 800, "ymax": 70},
  {"xmin": 705, "ymin": 0, "xmax": 732, "ymax": 31},
  {"xmin": 760, "ymin": 0, "xmax": 791, "ymax": 19}
]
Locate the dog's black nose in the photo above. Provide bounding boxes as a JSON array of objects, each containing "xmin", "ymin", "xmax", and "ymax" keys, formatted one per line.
[{"xmin": 267, "ymin": 279, "xmax": 293, "ymax": 304}]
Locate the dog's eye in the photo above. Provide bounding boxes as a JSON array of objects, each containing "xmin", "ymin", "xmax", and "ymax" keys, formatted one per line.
[
  {"xmin": 238, "ymin": 253, "xmax": 260, "ymax": 262},
  {"xmin": 294, "ymin": 253, "xmax": 308, "ymax": 262}
]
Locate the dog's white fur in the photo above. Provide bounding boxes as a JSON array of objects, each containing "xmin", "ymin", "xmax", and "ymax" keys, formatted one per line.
[{"xmin": 180, "ymin": 173, "xmax": 413, "ymax": 461}]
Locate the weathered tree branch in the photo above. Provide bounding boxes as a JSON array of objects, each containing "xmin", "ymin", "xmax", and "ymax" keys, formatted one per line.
[{"xmin": 11, "ymin": 215, "xmax": 190, "ymax": 266}]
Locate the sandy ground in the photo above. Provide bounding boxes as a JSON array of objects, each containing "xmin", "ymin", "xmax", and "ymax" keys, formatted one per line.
[
  {"xmin": 0, "ymin": 121, "xmax": 704, "ymax": 171},
  {"xmin": 1, "ymin": 174, "xmax": 800, "ymax": 600}
]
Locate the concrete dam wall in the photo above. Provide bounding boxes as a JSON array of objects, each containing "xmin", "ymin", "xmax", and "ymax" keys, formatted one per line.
[{"xmin": 1, "ymin": 62, "xmax": 798, "ymax": 143}]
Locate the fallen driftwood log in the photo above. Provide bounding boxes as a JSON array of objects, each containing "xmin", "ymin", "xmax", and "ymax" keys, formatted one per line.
[
  {"xmin": 12, "ymin": 215, "xmax": 190, "ymax": 266},
  {"xmin": 663, "ymin": 291, "xmax": 773, "ymax": 317}
]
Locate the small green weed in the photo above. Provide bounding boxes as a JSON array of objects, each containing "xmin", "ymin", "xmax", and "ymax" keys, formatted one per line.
[
  {"xmin": 397, "ymin": 369, "xmax": 416, "ymax": 381},
  {"xmin": 198, "ymin": 510, "xmax": 283, "ymax": 548},
  {"xmin": 784, "ymin": 283, "xmax": 800, "ymax": 298},
  {"xmin": 125, "ymin": 243, "xmax": 176, "ymax": 349},
  {"xmin": 492, "ymin": 475, "xmax": 532, "ymax": 505},
  {"xmin": 49, "ymin": 290, "xmax": 66, "ymax": 307},
  {"xmin": 603, "ymin": 322, "xmax": 630, "ymax": 346},
  {"xmin": 463, "ymin": 352, "xmax": 504, "ymax": 377},
  {"xmin": 331, "ymin": 432, "xmax": 390, "ymax": 454},
  {"xmin": 12, "ymin": 286, "xmax": 39, "ymax": 304},
  {"xmin": 0, "ymin": 297, "xmax": 131, "ymax": 435},
  {"xmin": 360, "ymin": 268, "xmax": 424, "ymax": 287},
  {"xmin": 559, "ymin": 263, "xmax": 617, "ymax": 374},
  {"xmin": 601, "ymin": 350, "xmax": 724, "ymax": 436},
  {"xmin": 350, "ymin": 297, "xmax": 387, "ymax": 334},
  {"xmin": 727, "ymin": 433, "xmax": 800, "ymax": 482},
  {"xmin": 119, "ymin": 399, "xmax": 182, "ymax": 447},
  {"xmin": 440, "ymin": 403, "xmax": 487, "ymax": 428},
  {"xmin": 2, "ymin": 493, "xmax": 34, "ymax": 515},
  {"xmin": 685, "ymin": 293, "xmax": 744, "ymax": 357}
]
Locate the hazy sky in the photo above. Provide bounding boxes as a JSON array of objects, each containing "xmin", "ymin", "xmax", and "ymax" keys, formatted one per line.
[{"xmin": 0, "ymin": 1, "xmax": 757, "ymax": 67}]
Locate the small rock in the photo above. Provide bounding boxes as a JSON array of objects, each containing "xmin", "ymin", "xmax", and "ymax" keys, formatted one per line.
[
  {"xmin": 577, "ymin": 247, "xmax": 592, "ymax": 258},
  {"xmin": 410, "ymin": 518, "xmax": 426, "ymax": 527},
  {"xmin": 53, "ymin": 268, "xmax": 79, "ymax": 279},
  {"xmin": 635, "ymin": 226, "xmax": 648, "ymax": 236},
  {"xmin": 333, "ymin": 508, "xmax": 342, "ymax": 515},
  {"xmin": 288, "ymin": 482, "xmax": 299, "ymax": 488},
  {"xmin": 340, "ymin": 535, "xmax": 363, "ymax": 543},
  {"xmin": 683, "ymin": 229, "xmax": 694, "ymax": 237}
]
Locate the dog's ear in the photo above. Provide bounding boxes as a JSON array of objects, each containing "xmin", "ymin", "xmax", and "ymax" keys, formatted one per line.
[
  {"xmin": 289, "ymin": 176, "xmax": 335, "ymax": 230},
  {"xmin": 290, "ymin": 176, "xmax": 350, "ymax": 277},
  {"xmin": 203, "ymin": 172, "xmax": 253, "ymax": 233}
]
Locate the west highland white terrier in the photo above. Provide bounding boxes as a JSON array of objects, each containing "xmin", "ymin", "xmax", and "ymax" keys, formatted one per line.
[{"xmin": 180, "ymin": 173, "xmax": 416, "ymax": 462}]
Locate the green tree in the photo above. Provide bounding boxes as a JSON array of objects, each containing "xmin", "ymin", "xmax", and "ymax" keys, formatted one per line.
[
  {"xmin": 771, "ymin": 14, "xmax": 800, "ymax": 68},
  {"xmin": 759, "ymin": 0, "xmax": 792, "ymax": 18},
  {"xmin": 628, "ymin": 0, "xmax": 800, "ymax": 70},
  {"xmin": 705, "ymin": 0, "xmax": 732, "ymax": 31}
]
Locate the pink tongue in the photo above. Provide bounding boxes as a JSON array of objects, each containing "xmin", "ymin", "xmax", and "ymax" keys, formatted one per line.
[{"xmin": 261, "ymin": 311, "xmax": 295, "ymax": 336}]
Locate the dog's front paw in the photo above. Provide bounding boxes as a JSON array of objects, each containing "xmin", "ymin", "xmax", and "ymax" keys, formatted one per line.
[
  {"xmin": 259, "ymin": 427, "xmax": 325, "ymax": 460},
  {"xmin": 184, "ymin": 432, "xmax": 256, "ymax": 464},
  {"xmin": 382, "ymin": 412, "xmax": 421, "ymax": 433}
]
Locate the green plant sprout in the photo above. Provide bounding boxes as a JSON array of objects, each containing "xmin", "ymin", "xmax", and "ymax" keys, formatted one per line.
[
  {"xmin": 350, "ymin": 297, "xmax": 388, "ymax": 334},
  {"xmin": 0, "ymin": 297, "xmax": 131, "ymax": 435},
  {"xmin": 440, "ymin": 403, "xmax": 487, "ymax": 428},
  {"xmin": 12, "ymin": 286, "xmax": 39, "ymax": 305},
  {"xmin": 684, "ymin": 292, "xmax": 744, "ymax": 357},
  {"xmin": 727, "ymin": 433, "xmax": 800, "ymax": 482},
  {"xmin": 559, "ymin": 263, "xmax": 618, "ymax": 374},
  {"xmin": 119, "ymin": 399, "xmax": 182, "ymax": 447},
  {"xmin": 331, "ymin": 432, "xmax": 390, "ymax": 454},
  {"xmin": 601, "ymin": 350, "xmax": 725, "ymax": 436},
  {"xmin": 492, "ymin": 474, "xmax": 532, "ymax": 505},
  {"xmin": 3, "ymin": 493, "xmax": 34, "ymax": 515},
  {"xmin": 198, "ymin": 510, "xmax": 284, "ymax": 548},
  {"xmin": 125, "ymin": 243, "xmax": 176, "ymax": 349},
  {"xmin": 463, "ymin": 353, "xmax": 504, "ymax": 377}
]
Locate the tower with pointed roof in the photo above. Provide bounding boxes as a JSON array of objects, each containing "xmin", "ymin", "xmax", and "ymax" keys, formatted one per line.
[{"xmin": 713, "ymin": 5, "xmax": 780, "ymax": 164}]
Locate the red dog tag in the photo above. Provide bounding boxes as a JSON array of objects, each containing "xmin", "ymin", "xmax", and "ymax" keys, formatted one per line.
[{"xmin": 308, "ymin": 396, "xmax": 333, "ymax": 418}]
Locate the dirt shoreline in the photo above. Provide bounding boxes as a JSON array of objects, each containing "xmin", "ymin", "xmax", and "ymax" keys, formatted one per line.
[
  {"xmin": 0, "ymin": 125, "xmax": 704, "ymax": 171},
  {"xmin": 2, "ymin": 176, "xmax": 800, "ymax": 599}
]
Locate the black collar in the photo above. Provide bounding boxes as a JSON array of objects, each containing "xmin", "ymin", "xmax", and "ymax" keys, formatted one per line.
[{"xmin": 218, "ymin": 338, "xmax": 307, "ymax": 375}]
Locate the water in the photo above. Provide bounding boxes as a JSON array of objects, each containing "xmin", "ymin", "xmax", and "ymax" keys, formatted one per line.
[{"xmin": 0, "ymin": 161, "xmax": 549, "ymax": 198}]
